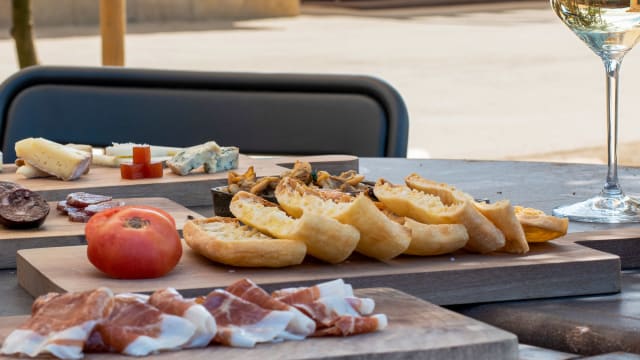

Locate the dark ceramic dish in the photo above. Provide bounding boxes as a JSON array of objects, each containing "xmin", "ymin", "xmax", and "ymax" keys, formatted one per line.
[
  {"xmin": 211, "ymin": 181, "xmax": 375, "ymax": 218},
  {"xmin": 211, "ymin": 186, "xmax": 277, "ymax": 217}
]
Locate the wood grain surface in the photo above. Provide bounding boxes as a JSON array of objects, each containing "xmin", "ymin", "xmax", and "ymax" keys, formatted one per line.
[
  {"xmin": 0, "ymin": 155, "xmax": 358, "ymax": 207},
  {"xmin": 558, "ymin": 229, "xmax": 640, "ymax": 270},
  {"xmin": 0, "ymin": 198, "xmax": 202, "ymax": 269},
  {"xmin": 17, "ymin": 237, "xmax": 621, "ymax": 306},
  {"xmin": 0, "ymin": 288, "xmax": 519, "ymax": 360}
]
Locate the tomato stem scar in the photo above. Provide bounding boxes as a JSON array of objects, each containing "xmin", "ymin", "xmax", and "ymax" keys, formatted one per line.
[{"xmin": 125, "ymin": 216, "xmax": 150, "ymax": 229}]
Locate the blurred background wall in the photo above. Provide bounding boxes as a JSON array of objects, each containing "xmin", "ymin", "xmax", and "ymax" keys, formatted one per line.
[{"xmin": 0, "ymin": 0, "xmax": 300, "ymax": 27}]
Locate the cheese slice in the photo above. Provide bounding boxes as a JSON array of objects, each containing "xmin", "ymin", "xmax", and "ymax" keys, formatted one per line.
[
  {"xmin": 15, "ymin": 138, "xmax": 91, "ymax": 181},
  {"xmin": 204, "ymin": 146, "xmax": 239, "ymax": 173},
  {"xmin": 167, "ymin": 141, "xmax": 221, "ymax": 176}
]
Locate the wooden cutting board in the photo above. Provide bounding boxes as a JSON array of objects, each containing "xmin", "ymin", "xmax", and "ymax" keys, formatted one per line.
[
  {"xmin": 0, "ymin": 288, "xmax": 518, "ymax": 360},
  {"xmin": 17, "ymin": 237, "xmax": 620, "ymax": 306},
  {"xmin": 0, "ymin": 197, "xmax": 202, "ymax": 269},
  {"xmin": 557, "ymin": 229, "xmax": 640, "ymax": 270},
  {"xmin": 0, "ymin": 155, "xmax": 358, "ymax": 207}
]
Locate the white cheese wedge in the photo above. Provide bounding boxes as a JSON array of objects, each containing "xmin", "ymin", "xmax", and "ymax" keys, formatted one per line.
[
  {"xmin": 106, "ymin": 143, "xmax": 184, "ymax": 157},
  {"xmin": 15, "ymin": 138, "xmax": 92, "ymax": 181}
]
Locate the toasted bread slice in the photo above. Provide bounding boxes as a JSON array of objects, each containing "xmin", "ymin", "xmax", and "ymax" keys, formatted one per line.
[
  {"xmin": 474, "ymin": 200, "xmax": 529, "ymax": 254},
  {"xmin": 183, "ymin": 217, "xmax": 306, "ymax": 268},
  {"xmin": 276, "ymin": 178, "xmax": 411, "ymax": 261},
  {"xmin": 375, "ymin": 191, "xmax": 468, "ymax": 256},
  {"xmin": 375, "ymin": 177, "xmax": 505, "ymax": 254},
  {"xmin": 514, "ymin": 206, "xmax": 569, "ymax": 242},
  {"xmin": 402, "ymin": 217, "xmax": 468, "ymax": 256},
  {"xmin": 275, "ymin": 177, "xmax": 353, "ymax": 219},
  {"xmin": 403, "ymin": 174, "xmax": 528, "ymax": 254},
  {"xmin": 229, "ymin": 191, "xmax": 359, "ymax": 264}
]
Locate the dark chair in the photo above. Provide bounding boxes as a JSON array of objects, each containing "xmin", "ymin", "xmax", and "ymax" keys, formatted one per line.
[{"xmin": 0, "ymin": 66, "xmax": 409, "ymax": 162}]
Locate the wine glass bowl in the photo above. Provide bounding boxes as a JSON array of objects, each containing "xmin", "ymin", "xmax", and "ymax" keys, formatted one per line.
[{"xmin": 550, "ymin": 0, "xmax": 640, "ymax": 222}]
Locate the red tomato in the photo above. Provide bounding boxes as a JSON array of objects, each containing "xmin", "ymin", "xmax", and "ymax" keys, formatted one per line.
[{"xmin": 85, "ymin": 206, "xmax": 182, "ymax": 279}]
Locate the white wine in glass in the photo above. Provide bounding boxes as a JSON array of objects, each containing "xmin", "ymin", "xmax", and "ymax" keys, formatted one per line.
[{"xmin": 551, "ymin": 0, "xmax": 640, "ymax": 223}]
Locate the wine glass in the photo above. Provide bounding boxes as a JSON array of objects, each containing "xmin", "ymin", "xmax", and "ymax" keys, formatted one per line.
[{"xmin": 550, "ymin": 0, "xmax": 640, "ymax": 223}]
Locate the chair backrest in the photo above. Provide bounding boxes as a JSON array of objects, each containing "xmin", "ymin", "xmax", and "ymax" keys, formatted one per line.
[{"xmin": 0, "ymin": 66, "xmax": 409, "ymax": 162}]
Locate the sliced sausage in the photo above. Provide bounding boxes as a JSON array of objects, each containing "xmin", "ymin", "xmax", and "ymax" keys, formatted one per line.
[
  {"xmin": 0, "ymin": 188, "xmax": 50, "ymax": 229},
  {"xmin": 66, "ymin": 192, "xmax": 113, "ymax": 208}
]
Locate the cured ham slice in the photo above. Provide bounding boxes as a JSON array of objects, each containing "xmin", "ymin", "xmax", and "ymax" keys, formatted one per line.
[
  {"xmin": 1, "ymin": 288, "xmax": 113, "ymax": 360},
  {"xmin": 85, "ymin": 294, "xmax": 195, "ymax": 356},
  {"xmin": 273, "ymin": 278, "xmax": 353, "ymax": 303},
  {"xmin": 272, "ymin": 279, "xmax": 385, "ymax": 337},
  {"xmin": 148, "ymin": 288, "xmax": 217, "ymax": 348},
  {"xmin": 226, "ymin": 278, "xmax": 315, "ymax": 339},
  {"xmin": 313, "ymin": 314, "xmax": 388, "ymax": 337},
  {"xmin": 291, "ymin": 296, "xmax": 376, "ymax": 327},
  {"xmin": 200, "ymin": 289, "xmax": 294, "ymax": 347}
]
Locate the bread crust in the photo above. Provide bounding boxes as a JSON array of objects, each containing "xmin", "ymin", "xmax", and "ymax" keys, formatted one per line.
[
  {"xmin": 403, "ymin": 218, "xmax": 468, "ymax": 256},
  {"xmin": 396, "ymin": 174, "xmax": 506, "ymax": 254},
  {"xmin": 230, "ymin": 191, "xmax": 359, "ymax": 264},
  {"xmin": 276, "ymin": 178, "xmax": 410, "ymax": 261},
  {"xmin": 334, "ymin": 194, "xmax": 411, "ymax": 261},
  {"xmin": 474, "ymin": 200, "xmax": 529, "ymax": 254},
  {"xmin": 514, "ymin": 206, "xmax": 569, "ymax": 242},
  {"xmin": 183, "ymin": 217, "xmax": 306, "ymax": 268}
]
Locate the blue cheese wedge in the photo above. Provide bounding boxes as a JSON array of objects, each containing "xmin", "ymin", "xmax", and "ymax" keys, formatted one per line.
[
  {"xmin": 15, "ymin": 138, "xmax": 91, "ymax": 181},
  {"xmin": 167, "ymin": 141, "xmax": 221, "ymax": 176},
  {"xmin": 204, "ymin": 146, "xmax": 239, "ymax": 173}
]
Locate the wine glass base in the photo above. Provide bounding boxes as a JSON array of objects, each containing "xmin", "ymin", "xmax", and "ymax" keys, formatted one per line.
[{"xmin": 552, "ymin": 194, "xmax": 640, "ymax": 223}]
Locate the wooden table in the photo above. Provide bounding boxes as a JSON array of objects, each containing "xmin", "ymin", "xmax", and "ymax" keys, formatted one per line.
[{"xmin": 2, "ymin": 158, "xmax": 640, "ymax": 358}]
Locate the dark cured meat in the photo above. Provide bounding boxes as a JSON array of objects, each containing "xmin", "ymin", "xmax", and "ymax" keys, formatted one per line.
[
  {"xmin": 66, "ymin": 192, "xmax": 113, "ymax": 208},
  {"xmin": 57, "ymin": 193, "xmax": 122, "ymax": 223},
  {"xmin": 0, "ymin": 188, "xmax": 50, "ymax": 229},
  {"xmin": 84, "ymin": 201, "xmax": 125, "ymax": 215},
  {"xmin": 56, "ymin": 200, "xmax": 69, "ymax": 214},
  {"xmin": 67, "ymin": 207, "xmax": 92, "ymax": 223},
  {"xmin": 0, "ymin": 181, "xmax": 22, "ymax": 195}
]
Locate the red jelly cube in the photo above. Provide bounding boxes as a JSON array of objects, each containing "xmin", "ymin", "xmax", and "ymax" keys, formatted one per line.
[
  {"xmin": 132, "ymin": 145, "xmax": 151, "ymax": 165},
  {"xmin": 143, "ymin": 162, "xmax": 164, "ymax": 178},
  {"xmin": 120, "ymin": 163, "xmax": 145, "ymax": 179}
]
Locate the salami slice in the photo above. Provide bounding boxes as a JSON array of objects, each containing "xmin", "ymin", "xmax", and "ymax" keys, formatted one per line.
[
  {"xmin": 0, "ymin": 181, "xmax": 22, "ymax": 195},
  {"xmin": 67, "ymin": 207, "xmax": 92, "ymax": 223},
  {"xmin": 66, "ymin": 192, "xmax": 113, "ymax": 208},
  {"xmin": 0, "ymin": 188, "xmax": 50, "ymax": 229}
]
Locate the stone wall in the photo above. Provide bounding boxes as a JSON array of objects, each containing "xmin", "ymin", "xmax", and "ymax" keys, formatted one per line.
[{"xmin": 0, "ymin": 0, "xmax": 300, "ymax": 27}]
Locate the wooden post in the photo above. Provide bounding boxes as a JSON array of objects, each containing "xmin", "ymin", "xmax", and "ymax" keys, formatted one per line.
[
  {"xmin": 100, "ymin": 0, "xmax": 126, "ymax": 66},
  {"xmin": 11, "ymin": 0, "xmax": 39, "ymax": 68}
]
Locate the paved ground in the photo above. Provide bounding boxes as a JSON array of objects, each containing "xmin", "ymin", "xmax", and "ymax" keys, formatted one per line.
[{"xmin": 2, "ymin": 1, "xmax": 640, "ymax": 164}]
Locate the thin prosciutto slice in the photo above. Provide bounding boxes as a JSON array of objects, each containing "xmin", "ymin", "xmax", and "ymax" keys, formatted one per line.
[
  {"xmin": 273, "ymin": 278, "xmax": 353, "ymax": 303},
  {"xmin": 273, "ymin": 279, "xmax": 387, "ymax": 337},
  {"xmin": 313, "ymin": 314, "xmax": 387, "ymax": 337},
  {"xmin": 85, "ymin": 294, "xmax": 195, "ymax": 356},
  {"xmin": 1, "ymin": 288, "xmax": 113, "ymax": 360},
  {"xmin": 200, "ymin": 289, "xmax": 294, "ymax": 348},
  {"xmin": 225, "ymin": 279, "xmax": 315, "ymax": 340},
  {"xmin": 148, "ymin": 288, "xmax": 217, "ymax": 348}
]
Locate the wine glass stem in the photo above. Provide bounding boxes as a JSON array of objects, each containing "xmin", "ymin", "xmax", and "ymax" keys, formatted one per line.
[{"xmin": 603, "ymin": 58, "xmax": 623, "ymax": 197}]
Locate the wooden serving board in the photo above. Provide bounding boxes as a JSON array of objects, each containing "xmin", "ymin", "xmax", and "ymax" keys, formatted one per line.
[
  {"xmin": 17, "ymin": 237, "xmax": 620, "ymax": 306},
  {"xmin": 0, "ymin": 155, "xmax": 358, "ymax": 207},
  {"xmin": 558, "ymin": 229, "xmax": 640, "ymax": 270},
  {"xmin": 0, "ymin": 288, "xmax": 519, "ymax": 360},
  {"xmin": 0, "ymin": 198, "xmax": 202, "ymax": 269}
]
